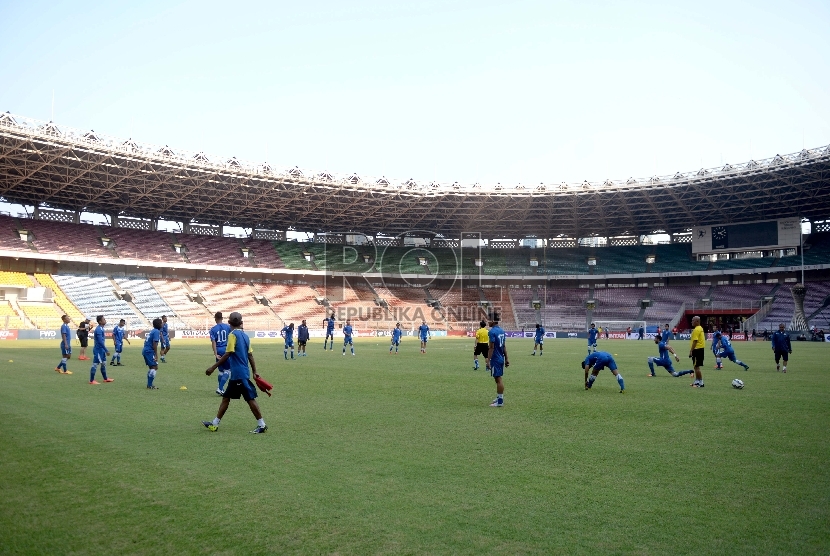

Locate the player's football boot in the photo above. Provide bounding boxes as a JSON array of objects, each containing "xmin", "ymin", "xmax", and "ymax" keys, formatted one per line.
[
  {"xmin": 250, "ymin": 425, "xmax": 268, "ymax": 434},
  {"xmin": 60, "ymin": 370, "xmax": 73, "ymax": 375},
  {"xmin": 202, "ymin": 421, "xmax": 218, "ymax": 432},
  {"xmin": 89, "ymin": 380, "xmax": 100, "ymax": 385},
  {"xmin": 103, "ymin": 378, "xmax": 114, "ymax": 383}
]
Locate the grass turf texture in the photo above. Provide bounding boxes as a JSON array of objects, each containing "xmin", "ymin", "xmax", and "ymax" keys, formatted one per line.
[{"xmin": 1, "ymin": 337, "xmax": 828, "ymax": 555}]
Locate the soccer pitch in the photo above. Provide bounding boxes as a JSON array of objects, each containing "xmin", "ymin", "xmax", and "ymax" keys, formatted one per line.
[{"xmin": 1, "ymin": 337, "xmax": 828, "ymax": 555}]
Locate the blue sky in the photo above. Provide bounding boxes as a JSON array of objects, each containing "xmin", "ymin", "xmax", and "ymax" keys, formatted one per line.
[{"xmin": 1, "ymin": 0, "xmax": 829, "ymax": 186}]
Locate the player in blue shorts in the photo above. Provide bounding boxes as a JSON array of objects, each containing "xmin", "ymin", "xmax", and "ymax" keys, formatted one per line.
[
  {"xmin": 587, "ymin": 323, "xmax": 599, "ymax": 355},
  {"xmin": 324, "ymin": 313, "xmax": 336, "ymax": 350},
  {"xmin": 418, "ymin": 320, "xmax": 430, "ymax": 353},
  {"xmin": 203, "ymin": 311, "xmax": 268, "ymax": 434},
  {"xmin": 342, "ymin": 320, "xmax": 355, "ymax": 355},
  {"xmin": 486, "ymin": 318, "xmax": 509, "ymax": 406},
  {"xmin": 110, "ymin": 318, "xmax": 130, "ymax": 366},
  {"xmin": 582, "ymin": 351, "xmax": 625, "ymax": 393},
  {"xmin": 662, "ymin": 324, "xmax": 671, "ymax": 344},
  {"xmin": 89, "ymin": 315, "xmax": 113, "ymax": 385},
  {"xmin": 532, "ymin": 323, "xmax": 545, "ymax": 356},
  {"xmin": 210, "ymin": 312, "xmax": 231, "ymax": 395},
  {"xmin": 648, "ymin": 335, "xmax": 694, "ymax": 377},
  {"xmin": 144, "ymin": 318, "xmax": 162, "ymax": 389},
  {"xmin": 713, "ymin": 331, "xmax": 749, "ymax": 371},
  {"xmin": 389, "ymin": 322, "xmax": 402, "ymax": 354},
  {"xmin": 281, "ymin": 322, "xmax": 295, "ymax": 360},
  {"xmin": 159, "ymin": 315, "xmax": 171, "ymax": 362},
  {"xmin": 55, "ymin": 314, "xmax": 73, "ymax": 374}
]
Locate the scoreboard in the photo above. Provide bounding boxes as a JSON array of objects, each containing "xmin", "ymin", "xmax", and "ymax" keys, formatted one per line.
[{"xmin": 691, "ymin": 218, "xmax": 801, "ymax": 254}]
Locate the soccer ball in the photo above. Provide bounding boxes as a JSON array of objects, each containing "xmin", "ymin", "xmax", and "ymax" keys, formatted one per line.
[{"xmin": 731, "ymin": 378, "xmax": 744, "ymax": 389}]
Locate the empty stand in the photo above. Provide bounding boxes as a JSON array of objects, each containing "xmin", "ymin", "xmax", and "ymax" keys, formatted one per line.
[
  {"xmin": 34, "ymin": 273, "xmax": 85, "ymax": 323},
  {"xmin": 26, "ymin": 220, "xmax": 111, "ymax": 258},
  {"xmin": 182, "ymin": 235, "xmax": 249, "ymax": 267},
  {"xmin": 0, "ymin": 215, "xmax": 32, "ymax": 253},
  {"xmin": 253, "ymin": 283, "xmax": 321, "ymax": 326},
  {"xmin": 114, "ymin": 277, "xmax": 185, "ymax": 329},
  {"xmin": 0, "ymin": 300, "xmax": 27, "ymax": 329},
  {"xmin": 53, "ymin": 275, "xmax": 144, "ymax": 329},
  {"xmin": 591, "ymin": 287, "xmax": 644, "ymax": 321},
  {"xmin": 101, "ymin": 226, "xmax": 183, "ymax": 263},
  {"xmin": 18, "ymin": 302, "xmax": 63, "ymax": 329}
]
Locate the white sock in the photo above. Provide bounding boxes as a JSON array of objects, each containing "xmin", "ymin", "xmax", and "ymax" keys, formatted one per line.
[
  {"xmin": 212, "ymin": 417, "xmax": 220, "ymax": 426},
  {"xmin": 257, "ymin": 418, "xmax": 266, "ymax": 427}
]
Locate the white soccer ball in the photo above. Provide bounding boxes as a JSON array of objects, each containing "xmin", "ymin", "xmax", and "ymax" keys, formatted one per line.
[{"xmin": 731, "ymin": 378, "xmax": 744, "ymax": 389}]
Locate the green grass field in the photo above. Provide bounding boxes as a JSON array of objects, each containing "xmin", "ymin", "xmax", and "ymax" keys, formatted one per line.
[{"xmin": 1, "ymin": 337, "xmax": 828, "ymax": 555}]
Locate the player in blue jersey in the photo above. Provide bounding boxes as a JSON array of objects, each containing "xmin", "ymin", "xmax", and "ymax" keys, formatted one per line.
[
  {"xmin": 713, "ymin": 331, "xmax": 749, "ymax": 371},
  {"xmin": 582, "ymin": 351, "xmax": 625, "ymax": 393},
  {"xmin": 771, "ymin": 323, "xmax": 792, "ymax": 372},
  {"xmin": 89, "ymin": 315, "xmax": 113, "ymax": 385},
  {"xmin": 144, "ymin": 318, "xmax": 162, "ymax": 389},
  {"xmin": 648, "ymin": 335, "xmax": 694, "ymax": 377},
  {"xmin": 159, "ymin": 315, "xmax": 171, "ymax": 362},
  {"xmin": 210, "ymin": 312, "xmax": 231, "ymax": 395},
  {"xmin": 587, "ymin": 323, "xmax": 599, "ymax": 355},
  {"xmin": 389, "ymin": 322, "xmax": 402, "ymax": 354},
  {"xmin": 297, "ymin": 319, "xmax": 309, "ymax": 356},
  {"xmin": 203, "ymin": 311, "xmax": 268, "ymax": 434},
  {"xmin": 661, "ymin": 324, "xmax": 671, "ymax": 344},
  {"xmin": 324, "ymin": 313, "xmax": 336, "ymax": 350},
  {"xmin": 55, "ymin": 314, "xmax": 73, "ymax": 374},
  {"xmin": 110, "ymin": 319, "xmax": 130, "ymax": 366},
  {"xmin": 532, "ymin": 323, "xmax": 545, "ymax": 356},
  {"xmin": 281, "ymin": 322, "xmax": 295, "ymax": 360},
  {"xmin": 418, "ymin": 320, "xmax": 430, "ymax": 353},
  {"xmin": 343, "ymin": 320, "xmax": 355, "ymax": 355},
  {"xmin": 486, "ymin": 318, "xmax": 509, "ymax": 407}
]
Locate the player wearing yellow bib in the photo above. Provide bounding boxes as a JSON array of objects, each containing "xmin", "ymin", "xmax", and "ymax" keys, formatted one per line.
[
  {"xmin": 473, "ymin": 320, "xmax": 489, "ymax": 370},
  {"xmin": 689, "ymin": 315, "xmax": 706, "ymax": 388}
]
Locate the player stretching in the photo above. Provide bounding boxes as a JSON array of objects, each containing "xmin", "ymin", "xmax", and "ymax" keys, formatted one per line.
[
  {"xmin": 89, "ymin": 315, "xmax": 114, "ymax": 385},
  {"xmin": 531, "ymin": 323, "xmax": 545, "ymax": 356},
  {"xmin": 486, "ymin": 318, "xmax": 509, "ymax": 407},
  {"xmin": 418, "ymin": 320, "xmax": 430, "ymax": 353},
  {"xmin": 323, "ymin": 313, "xmax": 335, "ymax": 350},
  {"xmin": 159, "ymin": 315, "xmax": 171, "ymax": 362},
  {"xmin": 582, "ymin": 351, "xmax": 625, "ymax": 393},
  {"xmin": 55, "ymin": 314, "xmax": 73, "ymax": 374},
  {"xmin": 110, "ymin": 318, "xmax": 130, "ymax": 366},
  {"xmin": 648, "ymin": 335, "xmax": 694, "ymax": 377},
  {"xmin": 473, "ymin": 320, "xmax": 488, "ymax": 369},
  {"xmin": 342, "ymin": 319, "xmax": 355, "ymax": 355},
  {"xmin": 587, "ymin": 322, "xmax": 598, "ymax": 355},
  {"xmin": 389, "ymin": 322, "xmax": 402, "ymax": 354},
  {"xmin": 281, "ymin": 322, "xmax": 295, "ymax": 360},
  {"xmin": 713, "ymin": 331, "xmax": 749, "ymax": 370},
  {"xmin": 210, "ymin": 312, "xmax": 231, "ymax": 395},
  {"xmin": 144, "ymin": 318, "xmax": 162, "ymax": 389}
]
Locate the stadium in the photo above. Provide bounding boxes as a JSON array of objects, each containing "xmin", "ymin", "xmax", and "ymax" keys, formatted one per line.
[
  {"xmin": 1, "ymin": 111, "xmax": 830, "ymax": 339},
  {"xmin": 8, "ymin": 1, "xmax": 830, "ymax": 552}
]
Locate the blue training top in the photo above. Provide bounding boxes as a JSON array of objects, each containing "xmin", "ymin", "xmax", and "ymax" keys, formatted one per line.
[
  {"xmin": 281, "ymin": 325, "xmax": 294, "ymax": 342},
  {"xmin": 588, "ymin": 328, "xmax": 598, "ymax": 343},
  {"xmin": 93, "ymin": 325, "xmax": 107, "ymax": 351},
  {"xmin": 61, "ymin": 322, "xmax": 71, "ymax": 346},
  {"xmin": 144, "ymin": 328, "xmax": 160, "ymax": 354},
  {"xmin": 210, "ymin": 322, "xmax": 231, "ymax": 354},
  {"xmin": 489, "ymin": 325, "xmax": 506, "ymax": 363},
  {"xmin": 392, "ymin": 327, "xmax": 402, "ymax": 342},
  {"xmin": 584, "ymin": 351, "xmax": 615, "ymax": 370},
  {"xmin": 226, "ymin": 329, "xmax": 253, "ymax": 381},
  {"xmin": 535, "ymin": 327, "xmax": 545, "ymax": 342}
]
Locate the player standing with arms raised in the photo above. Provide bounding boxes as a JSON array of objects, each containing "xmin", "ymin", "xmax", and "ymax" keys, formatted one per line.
[{"xmin": 323, "ymin": 313, "xmax": 335, "ymax": 351}]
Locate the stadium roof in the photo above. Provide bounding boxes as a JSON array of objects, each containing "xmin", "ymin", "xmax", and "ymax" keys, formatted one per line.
[{"xmin": 2, "ymin": 111, "xmax": 829, "ymax": 238}]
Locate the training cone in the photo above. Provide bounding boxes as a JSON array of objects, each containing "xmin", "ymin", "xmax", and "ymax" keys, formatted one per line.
[
  {"xmin": 180, "ymin": 386, "xmax": 187, "ymax": 390},
  {"xmin": 8, "ymin": 360, "xmax": 13, "ymax": 363}
]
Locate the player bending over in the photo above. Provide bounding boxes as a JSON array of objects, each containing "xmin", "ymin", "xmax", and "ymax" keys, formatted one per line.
[
  {"xmin": 712, "ymin": 331, "xmax": 749, "ymax": 371},
  {"xmin": 582, "ymin": 351, "xmax": 625, "ymax": 393}
]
